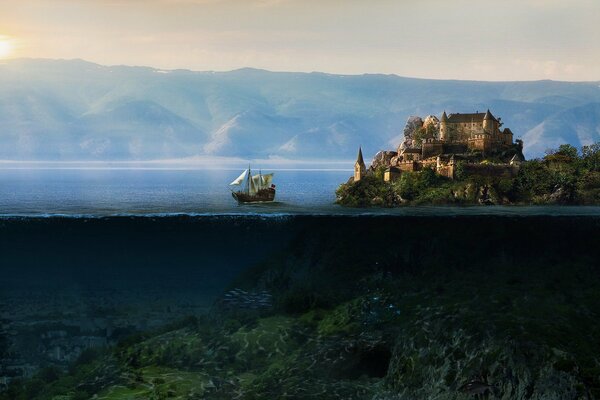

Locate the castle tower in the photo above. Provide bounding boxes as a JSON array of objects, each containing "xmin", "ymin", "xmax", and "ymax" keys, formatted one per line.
[
  {"xmin": 483, "ymin": 109, "xmax": 494, "ymax": 133},
  {"xmin": 440, "ymin": 111, "xmax": 449, "ymax": 142},
  {"xmin": 354, "ymin": 147, "xmax": 366, "ymax": 182},
  {"xmin": 448, "ymin": 154, "xmax": 456, "ymax": 179}
]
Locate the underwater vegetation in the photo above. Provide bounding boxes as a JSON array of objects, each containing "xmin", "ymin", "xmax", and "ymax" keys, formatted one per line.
[{"xmin": 1, "ymin": 215, "xmax": 600, "ymax": 399}]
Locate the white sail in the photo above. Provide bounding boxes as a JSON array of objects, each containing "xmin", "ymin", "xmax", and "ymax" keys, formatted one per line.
[
  {"xmin": 230, "ymin": 169, "xmax": 248, "ymax": 186},
  {"xmin": 250, "ymin": 173, "xmax": 274, "ymax": 191},
  {"xmin": 251, "ymin": 175, "xmax": 262, "ymax": 191},
  {"xmin": 261, "ymin": 173, "xmax": 273, "ymax": 187},
  {"xmin": 249, "ymin": 173, "xmax": 258, "ymax": 195}
]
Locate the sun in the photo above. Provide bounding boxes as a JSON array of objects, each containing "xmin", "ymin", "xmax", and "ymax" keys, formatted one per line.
[{"xmin": 0, "ymin": 36, "xmax": 14, "ymax": 59}]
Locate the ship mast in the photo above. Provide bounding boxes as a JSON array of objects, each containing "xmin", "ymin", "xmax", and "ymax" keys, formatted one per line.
[{"xmin": 246, "ymin": 164, "xmax": 251, "ymax": 195}]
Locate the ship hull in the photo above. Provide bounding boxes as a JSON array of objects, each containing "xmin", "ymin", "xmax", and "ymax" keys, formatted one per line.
[{"xmin": 232, "ymin": 188, "xmax": 276, "ymax": 204}]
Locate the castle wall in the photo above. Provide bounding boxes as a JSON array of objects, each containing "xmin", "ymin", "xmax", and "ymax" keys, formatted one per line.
[
  {"xmin": 421, "ymin": 157, "xmax": 438, "ymax": 168},
  {"xmin": 437, "ymin": 165, "xmax": 454, "ymax": 179},
  {"xmin": 468, "ymin": 136, "xmax": 492, "ymax": 153},
  {"xmin": 443, "ymin": 143, "xmax": 469, "ymax": 154},
  {"xmin": 384, "ymin": 168, "xmax": 401, "ymax": 182},
  {"xmin": 398, "ymin": 161, "xmax": 421, "ymax": 173},
  {"xmin": 449, "ymin": 122, "xmax": 486, "ymax": 141},
  {"xmin": 462, "ymin": 163, "xmax": 517, "ymax": 178},
  {"xmin": 422, "ymin": 141, "xmax": 444, "ymax": 158}
]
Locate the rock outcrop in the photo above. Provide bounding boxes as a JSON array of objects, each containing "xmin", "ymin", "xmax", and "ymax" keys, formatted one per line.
[
  {"xmin": 370, "ymin": 150, "xmax": 398, "ymax": 171},
  {"xmin": 422, "ymin": 115, "xmax": 440, "ymax": 133},
  {"xmin": 398, "ymin": 116, "xmax": 423, "ymax": 152}
]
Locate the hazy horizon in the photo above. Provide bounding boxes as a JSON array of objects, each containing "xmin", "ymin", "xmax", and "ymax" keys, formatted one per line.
[
  {"xmin": 1, "ymin": 0, "xmax": 599, "ymax": 82},
  {"xmin": 5, "ymin": 56, "xmax": 600, "ymax": 84}
]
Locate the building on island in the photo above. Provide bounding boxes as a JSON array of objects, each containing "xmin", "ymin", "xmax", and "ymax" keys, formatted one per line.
[
  {"xmin": 359, "ymin": 109, "xmax": 525, "ymax": 183},
  {"xmin": 421, "ymin": 110, "xmax": 514, "ymax": 158},
  {"xmin": 354, "ymin": 146, "xmax": 366, "ymax": 181}
]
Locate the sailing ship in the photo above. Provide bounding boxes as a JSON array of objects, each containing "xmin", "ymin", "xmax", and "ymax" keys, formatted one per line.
[{"xmin": 230, "ymin": 166, "xmax": 276, "ymax": 203}]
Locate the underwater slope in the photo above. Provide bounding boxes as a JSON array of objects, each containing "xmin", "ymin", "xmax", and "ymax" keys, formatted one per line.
[{"xmin": 1, "ymin": 215, "xmax": 600, "ymax": 399}]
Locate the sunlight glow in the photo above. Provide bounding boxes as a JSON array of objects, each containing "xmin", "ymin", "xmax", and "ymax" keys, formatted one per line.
[{"xmin": 0, "ymin": 36, "xmax": 13, "ymax": 59}]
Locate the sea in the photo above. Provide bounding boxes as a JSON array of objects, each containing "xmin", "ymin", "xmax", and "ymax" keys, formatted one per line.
[
  {"xmin": 0, "ymin": 167, "xmax": 599, "ymax": 216},
  {"xmin": 1, "ymin": 167, "xmax": 600, "ymax": 398}
]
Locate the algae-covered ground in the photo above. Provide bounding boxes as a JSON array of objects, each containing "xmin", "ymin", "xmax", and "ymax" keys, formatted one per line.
[{"xmin": 2, "ymin": 216, "xmax": 600, "ymax": 399}]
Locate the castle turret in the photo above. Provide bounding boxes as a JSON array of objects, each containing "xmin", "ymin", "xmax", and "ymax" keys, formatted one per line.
[
  {"xmin": 440, "ymin": 111, "xmax": 449, "ymax": 142},
  {"xmin": 448, "ymin": 154, "xmax": 456, "ymax": 179},
  {"xmin": 483, "ymin": 109, "xmax": 494, "ymax": 133},
  {"xmin": 354, "ymin": 147, "xmax": 366, "ymax": 182}
]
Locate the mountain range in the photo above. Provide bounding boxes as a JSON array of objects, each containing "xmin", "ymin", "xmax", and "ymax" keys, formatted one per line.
[{"xmin": 0, "ymin": 58, "xmax": 599, "ymax": 161}]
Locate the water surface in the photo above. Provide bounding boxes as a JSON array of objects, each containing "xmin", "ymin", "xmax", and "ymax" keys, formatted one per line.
[{"xmin": 1, "ymin": 168, "xmax": 599, "ymax": 217}]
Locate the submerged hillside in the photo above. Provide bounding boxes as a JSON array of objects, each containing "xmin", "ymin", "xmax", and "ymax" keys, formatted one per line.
[
  {"xmin": 0, "ymin": 59, "xmax": 599, "ymax": 161},
  {"xmin": 3, "ymin": 216, "xmax": 600, "ymax": 399}
]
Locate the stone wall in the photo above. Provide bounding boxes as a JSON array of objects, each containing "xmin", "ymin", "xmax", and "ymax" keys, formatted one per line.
[
  {"xmin": 462, "ymin": 163, "xmax": 518, "ymax": 178},
  {"xmin": 422, "ymin": 141, "xmax": 444, "ymax": 158}
]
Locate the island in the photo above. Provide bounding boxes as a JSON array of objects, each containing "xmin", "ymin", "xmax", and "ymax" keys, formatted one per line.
[{"xmin": 336, "ymin": 110, "xmax": 600, "ymax": 206}]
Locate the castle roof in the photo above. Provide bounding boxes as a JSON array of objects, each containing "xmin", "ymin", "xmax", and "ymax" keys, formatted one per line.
[
  {"xmin": 355, "ymin": 147, "xmax": 365, "ymax": 166},
  {"xmin": 441, "ymin": 111, "xmax": 449, "ymax": 122},
  {"xmin": 447, "ymin": 111, "xmax": 498, "ymax": 123}
]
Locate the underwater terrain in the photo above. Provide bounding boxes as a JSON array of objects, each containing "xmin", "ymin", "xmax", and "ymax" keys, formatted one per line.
[{"xmin": 1, "ymin": 214, "xmax": 600, "ymax": 399}]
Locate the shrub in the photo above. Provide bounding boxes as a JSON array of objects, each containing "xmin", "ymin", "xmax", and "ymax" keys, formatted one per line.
[{"xmin": 335, "ymin": 175, "xmax": 388, "ymax": 207}]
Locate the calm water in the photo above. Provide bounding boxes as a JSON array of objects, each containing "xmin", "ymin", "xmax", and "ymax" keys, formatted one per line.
[
  {"xmin": 0, "ymin": 168, "xmax": 349, "ymax": 215},
  {"xmin": 1, "ymin": 167, "xmax": 600, "ymax": 216}
]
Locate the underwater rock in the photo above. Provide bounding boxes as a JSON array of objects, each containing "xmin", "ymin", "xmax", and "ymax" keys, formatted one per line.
[{"xmin": 459, "ymin": 379, "xmax": 494, "ymax": 395}]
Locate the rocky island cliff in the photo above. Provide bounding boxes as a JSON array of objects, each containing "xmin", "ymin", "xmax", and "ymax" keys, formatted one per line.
[{"xmin": 337, "ymin": 111, "xmax": 600, "ymax": 207}]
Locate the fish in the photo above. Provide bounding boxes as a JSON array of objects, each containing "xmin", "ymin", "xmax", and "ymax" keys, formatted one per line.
[{"xmin": 459, "ymin": 380, "xmax": 494, "ymax": 395}]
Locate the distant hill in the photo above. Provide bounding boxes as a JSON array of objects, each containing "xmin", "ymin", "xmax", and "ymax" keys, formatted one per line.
[{"xmin": 0, "ymin": 58, "xmax": 598, "ymax": 161}]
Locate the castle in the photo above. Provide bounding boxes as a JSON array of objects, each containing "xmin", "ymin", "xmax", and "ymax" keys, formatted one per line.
[
  {"xmin": 422, "ymin": 109, "xmax": 513, "ymax": 158},
  {"xmin": 354, "ymin": 110, "xmax": 524, "ymax": 182}
]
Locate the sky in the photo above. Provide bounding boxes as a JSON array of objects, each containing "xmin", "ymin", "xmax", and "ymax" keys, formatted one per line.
[{"xmin": 0, "ymin": 0, "xmax": 598, "ymax": 81}]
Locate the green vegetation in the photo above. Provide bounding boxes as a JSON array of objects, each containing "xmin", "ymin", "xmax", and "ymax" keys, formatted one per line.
[{"xmin": 336, "ymin": 142, "xmax": 600, "ymax": 207}]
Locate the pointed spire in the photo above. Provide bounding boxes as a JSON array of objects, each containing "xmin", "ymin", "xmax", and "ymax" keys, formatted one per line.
[
  {"xmin": 356, "ymin": 146, "xmax": 365, "ymax": 166},
  {"xmin": 441, "ymin": 110, "xmax": 448, "ymax": 122},
  {"xmin": 484, "ymin": 109, "xmax": 494, "ymax": 120}
]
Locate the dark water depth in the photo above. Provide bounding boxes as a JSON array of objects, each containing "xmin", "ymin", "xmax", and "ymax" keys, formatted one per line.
[{"xmin": 1, "ymin": 214, "xmax": 599, "ymax": 399}]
